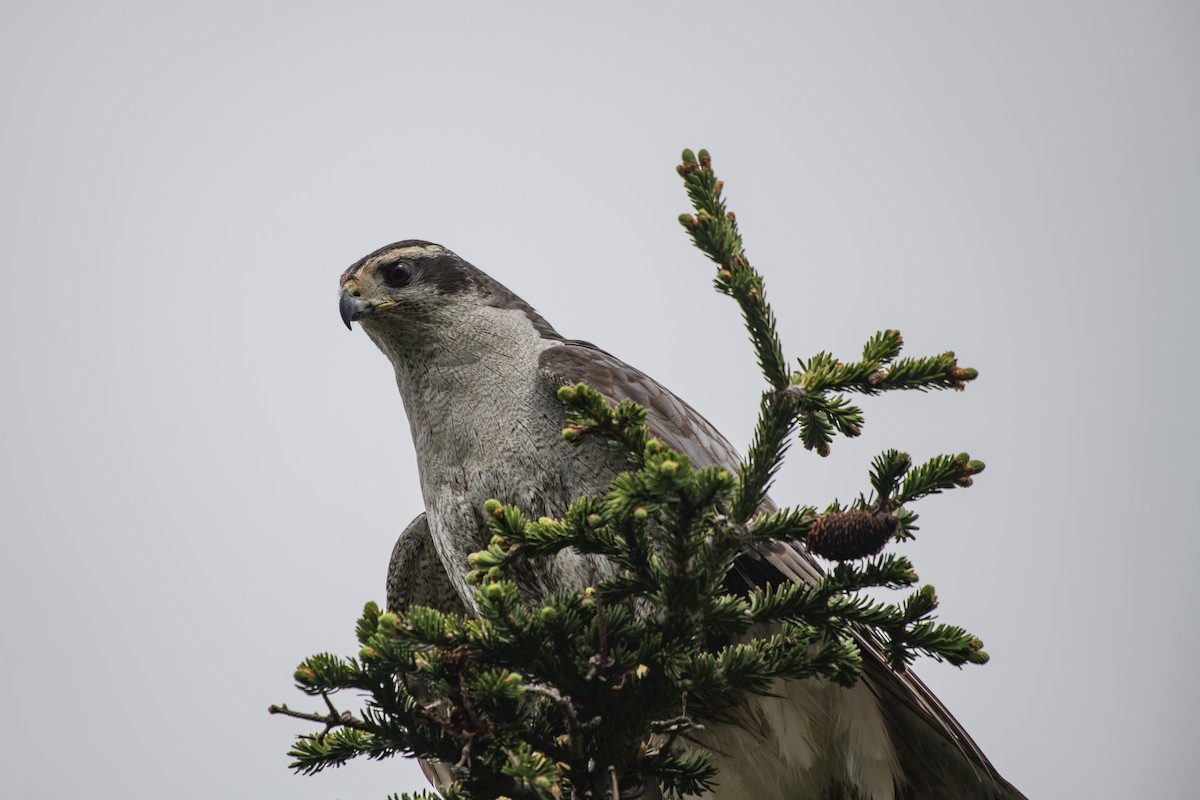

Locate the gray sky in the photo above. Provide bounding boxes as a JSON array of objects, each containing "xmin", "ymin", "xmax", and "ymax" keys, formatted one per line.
[{"xmin": 2, "ymin": 2, "xmax": 1196, "ymax": 798}]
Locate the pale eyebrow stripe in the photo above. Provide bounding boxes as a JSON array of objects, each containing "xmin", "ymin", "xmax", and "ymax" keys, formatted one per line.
[
  {"xmin": 360, "ymin": 245, "xmax": 445, "ymax": 274},
  {"xmin": 387, "ymin": 244, "xmax": 447, "ymax": 262}
]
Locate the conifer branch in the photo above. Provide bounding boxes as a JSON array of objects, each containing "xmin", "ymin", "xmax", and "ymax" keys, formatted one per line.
[
  {"xmin": 268, "ymin": 702, "xmax": 370, "ymax": 731},
  {"xmin": 677, "ymin": 152, "xmax": 978, "ymax": 464},
  {"xmin": 677, "ymin": 149, "xmax": 788, "ymax": 390}
]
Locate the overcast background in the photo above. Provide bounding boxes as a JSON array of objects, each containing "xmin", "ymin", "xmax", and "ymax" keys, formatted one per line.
[{"xmin": 2, "ymin": 3, "xmax": 1196, "ymax": 798}]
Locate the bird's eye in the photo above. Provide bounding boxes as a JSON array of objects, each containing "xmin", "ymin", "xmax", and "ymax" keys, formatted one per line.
[{"xmin": 385, "ymin": 261, "xmax": 413, "ymax": 288}]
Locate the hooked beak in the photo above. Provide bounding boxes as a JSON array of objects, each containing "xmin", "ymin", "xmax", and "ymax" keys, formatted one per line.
[{"xmin": 339, "ymin": 290, "xmax": 374, "ymax": 330}]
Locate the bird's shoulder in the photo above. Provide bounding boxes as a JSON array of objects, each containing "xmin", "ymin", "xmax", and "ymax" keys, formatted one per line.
[{"xmin": 537, "ymin": 340, "xmax": 742, "ymax": 470}]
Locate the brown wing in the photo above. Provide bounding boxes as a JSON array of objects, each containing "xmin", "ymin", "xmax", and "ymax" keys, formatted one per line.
[
  {"xmin": 539, "ymin": 341, "xmax": 1023, "ymax": 799},
  {"xmin": 387, "ymin": 512, "xmax": 465, "ymax": 616}
]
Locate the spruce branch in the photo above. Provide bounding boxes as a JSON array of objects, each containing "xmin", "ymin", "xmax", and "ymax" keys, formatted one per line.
[
  {"xmin": 268, "ymin": 702, "xmax": 370, "ymax": 732},
  {"xmin": 677, "ymin": 149, "xmax": 788, "ymax": 390},
  {"xmin": 558, "ymin": 383, "xmax": 649, "ymax": 460},
  {"xmin": 897, "ymin": 452, "xmax": 987, "ymax": 501},
  {"xmin": 732, "ymin": 391, "xmax": 798, "ymax": 519}
]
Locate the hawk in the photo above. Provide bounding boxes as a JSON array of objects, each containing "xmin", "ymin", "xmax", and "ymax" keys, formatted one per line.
[{"xmin": 339, "ymin": 240, "xmax": 1025, "ymax": 800}]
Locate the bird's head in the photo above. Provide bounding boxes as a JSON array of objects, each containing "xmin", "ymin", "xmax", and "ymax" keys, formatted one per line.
[
  {"xmin": 339, "ymin": 240, "xmax": 563, "ymax": 369},
  {"xmin": 338, "ymin": 240, "xmax": 492, "ymax": 333}
]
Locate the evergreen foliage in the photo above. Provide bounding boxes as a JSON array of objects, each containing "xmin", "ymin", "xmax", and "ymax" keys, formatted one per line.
[{"xmin": 271, "ymin": 150, "xmax": 990, "ymax": 799}]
